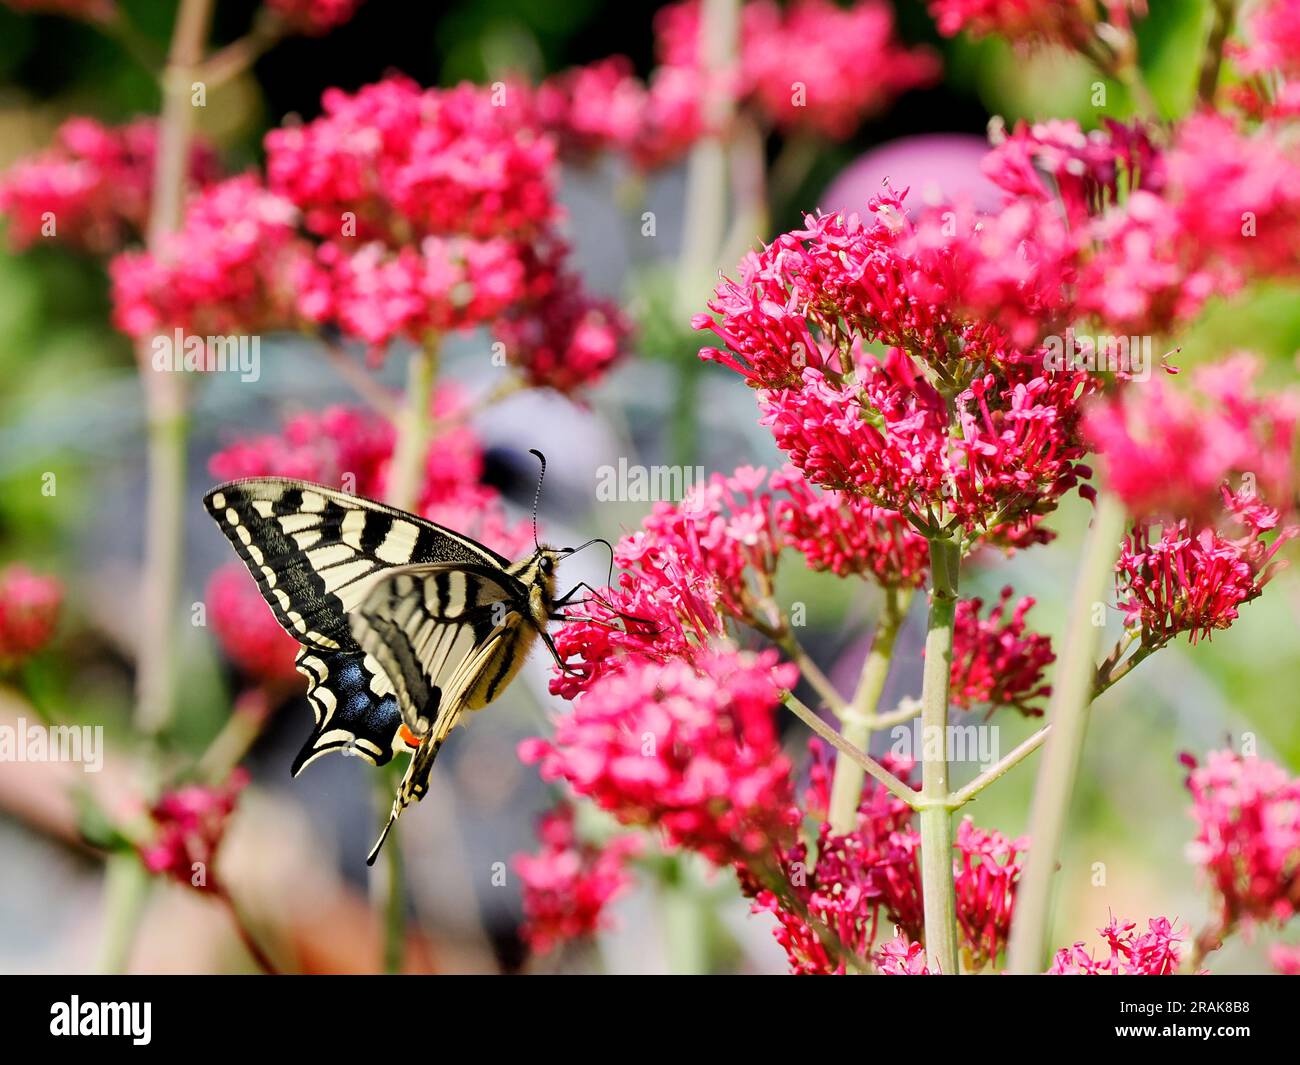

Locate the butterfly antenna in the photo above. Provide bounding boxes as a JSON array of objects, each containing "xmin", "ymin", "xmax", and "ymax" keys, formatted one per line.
[{"xmin": 528, "ymin": 448, "xmax": 546, "ymax": 551}]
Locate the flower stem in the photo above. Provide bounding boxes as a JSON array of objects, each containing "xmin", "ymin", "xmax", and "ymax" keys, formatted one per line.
[
  {"xmin": 214, "ymin": 883, "xmax": 281, "ymax": 975},
  {"xmin": 949, "ymin": 724, "xmax": 1052, "ymax": 808},
  {"xmin": 1197, "ymin": 0, "xmax": 1238, "ymax": 105},
  {"xmin": 918, "ymin": 536, "xmax": 961, "ymax": 974},
  {"xmin": 97, "ymin": 853, "xmax": 150, "ymax": 974},
  {"xmin": 135, "ymin": 0, "xmax": 214, "ymax": 736},
  {"xmin": 781, "ymin": 691, "xmax": 917, "ymax": 807},
  {"xmin": 1005, "ymin": 493, "xmax": 1127, "ymax": 974},
  {"xmin": 828, "ymin": 587, "xmax": 908, "ymax": 833},
  {"xmin": 386, "ymin": 339, "xmax": 440, "ymax": 512}
]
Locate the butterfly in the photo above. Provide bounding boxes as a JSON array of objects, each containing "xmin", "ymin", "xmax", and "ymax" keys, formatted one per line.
[{"xmin": 203, "ymin": 450, "xmax": 613, "ymax": 865}]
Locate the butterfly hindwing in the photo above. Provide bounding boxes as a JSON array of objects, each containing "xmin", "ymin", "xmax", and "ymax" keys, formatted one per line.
[
  {"xmin": 346, "ymin": 562, "xmax": 530, "ymax": 735},
  {"xmin": 291, "ymin": 648, "xmax": 404, "ymax": 774}
]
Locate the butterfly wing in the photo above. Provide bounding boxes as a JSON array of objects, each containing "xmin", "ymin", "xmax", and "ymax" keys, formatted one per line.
[
  {"xmin": 203, "ymin": 478, "xmax": 515, "ymax": 774},
  {"xmin": 203, "ymin": 478, "xmax": 512, "ymax": 654},
  {"xmin": 290, "ymin": 648, "xmax": 404, "ymax": 774}
]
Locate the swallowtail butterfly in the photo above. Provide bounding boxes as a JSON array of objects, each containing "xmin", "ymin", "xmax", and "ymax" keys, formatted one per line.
[{"xmin": 204, "ymin": 451, "xmax": 605, "ymax": 865}]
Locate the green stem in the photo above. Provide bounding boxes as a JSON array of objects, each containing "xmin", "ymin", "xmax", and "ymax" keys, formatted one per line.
[
  {"xmin": 1197, "ymin": 0, "xmax": 1237, "ymax": 106},
  {"xmin": 918, "ymin": 537, "xmax": 961, "ymax": 975},
  {"xmin": 386, "ymin": 340, "xmax": 440, "ymax": 512},
  {"xmin": 781, "ymin": 691, "xmax": 916, "ymax": 807},
  {"xmin": 827, "ymin": 587, "xmax": 908, "ymax": 833},
  {"xmin": 134, "ymin": 0, "xmax": 214, "ymax": 734},
  {"xmin": 1005, "ymin": 493, "xmax": 1127, "ymax": 974},
  {"xmin": 950, "ymin": 724, "xmax": 1051, "ymax": 808},
  {"xmin": 379, "ymin": 785, "xmax": 406, "ymax": 975},
  {"xmin": 97, "ymin": 853, "xmax": 151, "ymax": 974}
]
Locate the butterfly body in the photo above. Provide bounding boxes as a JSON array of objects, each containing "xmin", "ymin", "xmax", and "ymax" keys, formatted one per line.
[{"xmin": 202, "ymin": 476, "xmax": 566, "ymax": 864}]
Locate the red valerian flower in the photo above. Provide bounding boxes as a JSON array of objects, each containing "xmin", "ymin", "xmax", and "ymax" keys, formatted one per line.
[
  {"xmin": 110, "ymin": 175, "xmax": 309, "ymax": 338},
  {"xmin": 1271, "ymin": 943, "xmax": 1300, "ymax": 975},
  {"xmin": 514, "ymin": 804, "xmax": 642, "ymax": 955},
  {"xmin": 1185, "ymin": 749, "xmax": 1300, "ymax": 928},
  {"xmin": 928, "ymin": 0, "xmax": 1145, "ymax": 47},
  {"xmin": 491, "ymin": 243, "xmax": 631, "ymax": 393},
  {"xmin": 1086, "ymin": 355, "xmax": 1299, "ymax": 528},
  {"xmin": 770, "ymin": 466, "xmax": 929, "ymax": 586},
  {"xmin": 953, "ymin": 818, "xmax": 1028, "ymax": 969},
  {"xmin": 739, "ymin": 0, "xmax": 938, "ymax": 139},
  {"xmin": 138, "ymin": 769, "xmax": 250, "ymax": 892},
  {"xmin": 1047, "ymin": 915, "xmax": 1185, "ymax": 975},
  {"xmin": 875, "ymin": 932, "xmax": 934, "ymax": 974},
  {"xmin": 265, "ymin": 76, "xmax": 555, "ymax": 245},
  {"xmin": 0, "ymin": 564, "xmax": 61, "ymax": 667},
  {"xmin": 1115, "ymin": 489, "xmax": 1296, "ymax": 646},
  {"xmin": 206, "ymin": 563, "xmax": 302, "ymax": 685},
  {"xmin": 521, "ymin": 648, "xmax": 799, "ymax": 867},
  {"xmin": 264, "ymin": 0, "xmax": 362, "ymax": 36},
  {"xmin": 696, "ymin": 194, "xmax": 1097, "ymax": 540},
  {"xmin": 949, "ymin": 587, "xmax": 1054, "ymax": 716},
  {"xmin": 1234, "ymin": 0, "xmax": 1300, "ymax": 80},
  {"xmin": 0, "ymin": 117, "xmax": 217, "ymax": 254},
  {"xmin": 753, "ymin": 746, "xmax": 1025, "ymax": 974}
]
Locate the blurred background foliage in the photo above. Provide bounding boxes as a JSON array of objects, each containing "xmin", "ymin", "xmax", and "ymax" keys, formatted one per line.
[{"xmin": 0, "ymin": 0, "xmax": 1297, "ymax": 974}]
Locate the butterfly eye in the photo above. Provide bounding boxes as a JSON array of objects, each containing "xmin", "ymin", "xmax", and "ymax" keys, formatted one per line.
[{"xmin": 539, "ymin": 556, "xmax": 553, "ymax": 574}]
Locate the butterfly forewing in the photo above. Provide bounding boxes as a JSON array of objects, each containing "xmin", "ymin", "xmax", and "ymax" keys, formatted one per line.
[{"xmin": 203, "ymin": 478, "xmax": 513, "ymax": 653}]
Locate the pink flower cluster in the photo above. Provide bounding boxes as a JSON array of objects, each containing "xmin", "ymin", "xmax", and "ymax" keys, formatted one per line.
[
  {"xmin": 1233, "ymin": 0, "xmax": 1300, "ymax": 80},
  {"xmin": 521, "ymin": 649, "xmax": 799, "ymax": 867},
  {"xmin": 928, "ymin": 0, "xmax": 1144, "ymax": 47},
  {"xmin": 111, "ymin": 175, "xmax": 306, "ymax": 338},
  {"xmin": 697, "ymin": 198, "xmax": 1097, "ymax": 539},
  {"xmin": 0, "ymin": 117, "xmax": 217, "ymax": 254},
  {"xmin": 1086, "ymin": 355, "xmax": 1299, "ymax": 527},
  {"xmin": 265, "ymin": 77, "xmax": 554, "ymax": 244},
  {"xmin": 1115, "ymin": 489, "xmax": 1295, "ymax": 646},
  {"xmin": 206, "ymin": 394, "xmax": 531, "ymax": 679},
  {"xmin": 550, "ymin": 464, "xmax": 935, "ymax": 700},
  {"xmin": 514, "ymin": 805, "xmax": 642, "ymax": 956},
  {"xmin": 0, "ymin": 564, "xmax": 61, "ymax": 667},
  {"xmin": 751, "ymin": 747, "xmax": 1026, "ymax": 974},
  {"xmin": 264, "ymin": 0, "xmax": 361, "ymax": 35},
  {"xmin": 1047, "ymin": 915, "xmax": 1185, "ymax": 975},
  {"xmin": 537, "ymin": 0, "xmax": 936, "ymax": 167},
  {"xmin": 950, "ymin": 587, "xmax": 1054, "ymax": 716},
  {"xmin": 138, "ymin": 769, "xmax": 250, "ymax": 892},
  {"xmin": 1185, "ymin": 749, "xmax": 1300, "ymax": 929},
  {"xmin": 108, "ymin": 77, "xmax": 626, "ymax": 392}
]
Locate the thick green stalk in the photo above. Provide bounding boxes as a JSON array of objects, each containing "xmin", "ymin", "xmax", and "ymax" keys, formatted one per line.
[
  {"xmin": 386, "ymin": 341, "xmax": 439, "ymax": 511},
  {"xmin": 134, "ymin": 0, "xmax": 214, "ymax": 735},
  {"xmin": 97, "ymin": 853, "xmax": 150, "ymax": 974},
  {"xmin": 1005, "ymin": 493, "xmax": 1127, "ymax": 973},
  {"xmin": 827, "ymin": 587, "xmax": 907, "ymax": 833},
  {"xmin": 919, "ymin": 537, "xmax": 961, "ymax": 974}
]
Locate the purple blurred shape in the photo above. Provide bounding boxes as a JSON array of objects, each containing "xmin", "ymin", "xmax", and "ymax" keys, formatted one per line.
[{"xmin": 820, "ymin": 133, "xmax": 1002, "ymax": 217}]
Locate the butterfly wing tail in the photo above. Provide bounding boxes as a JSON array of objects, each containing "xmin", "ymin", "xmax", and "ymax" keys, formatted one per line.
[{"xmin": 364, "ymin": 728, "xmax": 451, "ymax": 866}]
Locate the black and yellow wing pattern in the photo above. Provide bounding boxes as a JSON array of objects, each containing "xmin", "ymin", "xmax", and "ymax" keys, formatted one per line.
[{"xmin": 203, "ymin": 478, "xmax": 549, "ymax": 862}]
